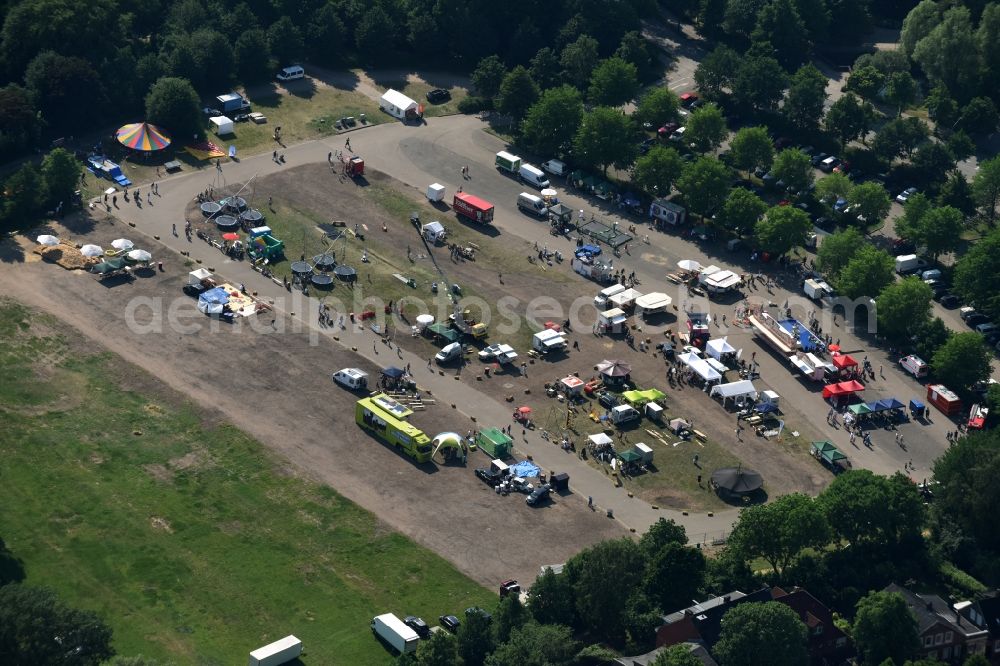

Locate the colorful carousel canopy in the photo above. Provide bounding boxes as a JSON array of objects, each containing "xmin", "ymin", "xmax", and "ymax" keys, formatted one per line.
[{"xmin": 116, "ymin": 122, "xmax": 171, "ymax": 151}]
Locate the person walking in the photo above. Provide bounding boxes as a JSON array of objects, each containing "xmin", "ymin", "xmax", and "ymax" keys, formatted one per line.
[
  {"xmin": 345, "ymin": 137, "xmax": 351, "ymax": 151},
  {"xmin": 172, "ymin": 223, "xmax": 177, "ymax": 236}
]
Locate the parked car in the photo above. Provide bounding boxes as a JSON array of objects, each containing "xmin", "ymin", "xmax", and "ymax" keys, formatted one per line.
[
  {"xmin": 819, "ymin": 156, "xmax": 840, "ymax": 172},
  {"xmin": 939, "ymin": 294, "xmax": 960, "ymax": 308},
  {"xmin": 814, "ymin": 216, "xmax": 834, "ymax": 231},
  {"xmin": 639, "ymin": 137, "xmax": 656, "ymax": 154},
  {"xmin": 892, "ymin": 238, "xmax": 916, "ymax": 254},
  {"xmin": 680, "ymin": 92, "xmax": 699, "ymax": 107},
  {"xmin": 960, "ymin": 306, "xmax": 977, "ymax": 321},
  {"xmin": 896, "ymin": 187, "xmax": 918, "ymax": 204},
  {"xmin": 474, "ymin": 468, "xmax": 502, "ymax": 487},
  {"xmin": 657, "ymin": 122, "xmax": 680, "ymax": 137},
  {"xmin": 439, "ymin": 615, "xmax": 461, "ymax": 633},
  {"xmin": 669, "ymin": 127, "xmax": 687, "ymax": 142},
  {"xmin": 404, "ymin": 616, "xmax": 430, "ymax": 639},
  {"xmin": 526, "ymin": 484, "xmax": 553, "ymax": 506},
  {"xmin": 202, "ymin": 106, "xmax": 222, "ymax": 117},
  {"xmin": 233, "ymin": 113, "xmax": 251, "ymax": 123},
  {"xmin": 811, "ymin": 152, "xmax": 829, "ymax": 166},
  {"xmin": 965, "ymin": 313, "xmax": 990, "ymax": 328},
  {"xmin": 426, "ymin": 89, "xmax": 451, "ymax": 104}
]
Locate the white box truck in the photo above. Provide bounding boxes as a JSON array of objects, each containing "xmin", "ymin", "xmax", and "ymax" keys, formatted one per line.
[
  {"xmin": 594, "ymin": 283, "xmax": 626, "ymax": 309},
  {"xmin": 248, "ymin": 635, "xmax": 302, "ymax": 666},
  {"xmin": 372, "ymin": 613, "xmax": 419, "ymax": 655}
]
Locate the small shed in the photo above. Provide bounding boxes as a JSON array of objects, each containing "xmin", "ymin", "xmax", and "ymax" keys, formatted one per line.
[
  {"xmin": 210, "ymin": 116, "xmax": 234, "ymax": 136},
  {"xmin": 380, "ymin": 89, "xmax": 420, "ymax": 120},
  {"xmin": 477, "ymin": 428, "xmax": 513, "ymax": 459},
  {"xmin": 559, "ymin": 375, "xmax": 585, "ymax": 397},
  {"xmin": 421, "ymin": 220, "xmax": 446, "ymax": 243},
  {"xmin": 427, "ymin": 183, "xmax": 446, "ymax": 202},
  {"xmin": 634, "ymin": 443, "xmax": 654, "ymax": 464}
]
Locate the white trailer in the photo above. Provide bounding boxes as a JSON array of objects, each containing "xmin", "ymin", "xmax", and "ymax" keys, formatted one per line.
[
  {"xmin": 572, "ymin": 256, "xmax": 614, "ymax": 283},
  {"xmin": 248, "ymin": 635, "xmax": 302, "ymax": 666},
  {"xmin": 372, "ymin": 613, "xmax": 419, "ymax": 655},
  {"xmin": 532, "ymin": 329, "xmax": 567, "ymax": 353}
]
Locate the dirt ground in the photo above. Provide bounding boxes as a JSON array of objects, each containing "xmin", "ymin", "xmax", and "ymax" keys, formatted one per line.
[{"xmin": 1, "ymin": 225, "xmax": 623, "ymax": 588}]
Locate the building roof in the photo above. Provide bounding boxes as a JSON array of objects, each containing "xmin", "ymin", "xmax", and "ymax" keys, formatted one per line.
[
  {"xmin": 884, "ymin": 584, "xmax": 989, "ymax": 638},
  {"xmin": 617, "ymin": 643, "xmax": 719, "ymax": 666},
  {"xmin": 380, "ymin": 88, "xmax": 418, "ymax": 110},
  {"xmin": 976, "ymin": 594, "xmax": 1000, "ymax": 636},
  {"xmin": 657, "ymin": 589, "xmax": 773, "ymax": 650}
]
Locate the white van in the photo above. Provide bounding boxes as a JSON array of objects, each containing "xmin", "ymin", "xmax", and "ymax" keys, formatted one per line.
[
  {"xmin": 594, "ymin": 283, "xmax": 626, "ymax": 309},
  {"xmin": 519, "ymin": 163, "xmax": 550, "ymax": 189},
  {"xmin": 899, "ymin": 355, "xmax": 929, "ymax": 379},
  {"xmin": 435, "ymin": 342, "xmax": 463, "ymax": 364},
  {"xmin": 276, "ymin": 65, "xmax": 304, "ymax": 81},
  {"xmin": 541, "ymin": 159, "xmax": 567, "ymax": 176},
  {"xmin": 332, "ymin": 368, "xmax": 369, "ymax": 390},
  {"xmin": 517, "ymin": 192, "xmax": 547, "ymax": 217}
]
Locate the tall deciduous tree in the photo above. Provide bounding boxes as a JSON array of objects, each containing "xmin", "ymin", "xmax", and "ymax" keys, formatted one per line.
[
  {"xmin": 588, "ymin": 57, "xmax": 639, "ymax": 107},
  {"xmin": 784, "ymin": 64, "xmax": 828, "ymax": 132},
  {"xmin": 932, "ymin": 332, "xmax": 993, "ymax": 395},
  {"xmin": 560, "ymin": 35, "xmax": 600, "ymax": 88},
  {"xmin": 884, "ymin": 72, "xmax": 917, "ymax": 116},
  {"xmin": 521, "ymin": 86, "xmax": 584, "ymax": 157},
  {"xmin": 820, "ymin": 470, "xmax": 926, "ymax": 549},
  {"xmin": 825, "ymin": 94, "xmax": 875, "ymax": 145},
  {"xmin": 872, "ymin": 117, "xmax": 929, "ymax": 162},
  {"xmin": 639, "ymin": 518, "xmax": 688, "ymax": 557},
  {"xmin": 643, "ymin": 542, "xmax": 707, "ymax": 612},
  {"xmin": 847, "ymin": 65, "xmax": 885, "ymax": 101},
  {"xmin": 415, "ymin": 629, "xmax": 459, "ymax": 665},
  {"xmin": 40, "ymin": 148, "xmax": 80, "ymax": 206},
  {"xmin": 876, "ymin": 277, "xmax": 933, "ymax": 342},
  {"xmin": 485, "ymin": 623, "xmax": 577, "ymax": 666},
  {"xmin": 634, "ymin": 88, "xmax": 680, "ymax": 131},
  {"xmin": 752, "ymin": 0, "xmax": 811, "ymax": 69},
  {"xmin": 25, "ymin": 51, "xmax": 107, "ymax": 133},
  {"xmin": 852, "ymin": 591, "xmax": 920, "ymax": 666},
  {"xmin": 566, "ymin": 538, "xmax": 645, "ymax": 642},
  {"xmin": 912, "ymin": 6, "xmax": 978, "ymax": 100},
  {"xmin": 492, "ymin": 596, "xmax": 529, "ymax": 646},
  {"xmin": 694, "ymin": 45, "xmax": 740, "ymax": 100},
  {"xmin": 676, "ymin": 157, "xmax": 732, "ymax": 217},
  {"xmin": 938, "ymin": 172, "xmax": 976, "ymax": 217},
  {"xmin": 529, "ymin": 48, "xmax": 562, "ymax": 90},
  {"xmin": 472, "ymin": 55, "xmax": 507, "ymax": 98},
  {"xmin": 730, "ymin": 126, "xmax": 774, "ymax": 176},
  {"xmin": 651, "ymin": 645, "xmax": 703, "ymax": 666},
  {"xmin": 234, "ymin": 29, "xmax": 272, "ymax": 83},
  {"xmin": 901, "ymin": 0, "xmax": 941, "ymax": 57},
  {"xmin": 918, "ymin": 206, "xmax": 964, "ymax": 259},
  {"xmin": 755, "ymin": 206, "xmax": 812, "ymax": 256},
  {"xmin": 727, "ymin": 493, "xmax": 831, "ymax": 577},
  {"xmin": 528, "ymin": 567, "xmax": 576, "ymax": 627},
  {"xmin": 816, "ymin": 227, "xmax": 866, "ymax": 278},
  {"xmin": 573, "ymin": 107, "xmax": 638, "ymax": 174},
  {"xmin": 267, "ymin": 17, "xmax": 304, "ymax": 65},
  {"xmin": 835, "ymin": 245, "xmax": 895, "ymax": 298},
  {"xmin": 144, "ymin": 77, "xmax": 201, "ymax": 141},
  {"xmin": 633, "ymin": 146, "xmax": 685, "ymax": 197},
  {"xmin": 973, "ymin": 157, "xmax": 1000, "ymax": 225},
  {"xmin": 718, "ymin": 188, "xmax": 768, "ymax": 235},
  {"xmin": 732, "ymin": 54, "xmax": 788, "ymax": 114},
  {"xmin": 496, "ymin": 66, "xmax": 540, "ymax": 124},
  {"xmin": 685, "ymin": 103, "xmax": 727, "ymax": 153},
  {"xmin": 457, "ymin": 607, "xmax": 495, "ymax": 666},
  {"xmin": 0, "ymin": 584, "xmax": 114, "ymax": 665},
  {"xmin": 954, "ymin": 229, "xmax": 1000, "ymax": 318},
  {"xmin": 847, "ymin": 182, "xmax": 892, "ymax": 225},
  {"xmin": 714, "ymin": 602, "xmax": 808, "ymax": 666},
  {"xmin": 932, "ymin": 430, "xmax": 1000, "ymax": 554},
  {"xmin": 816, "ymin": 172, "xmax": 854, "ymax": 208}
]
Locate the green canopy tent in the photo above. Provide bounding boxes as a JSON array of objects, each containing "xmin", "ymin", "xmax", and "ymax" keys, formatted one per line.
[
  {"xmin": 638, "ymin": 388, "xmax": 666, "ymax": 403},
  {"xmin": 90, "ymin": 257, "xmax": 128, "ymax": 274},
  {"xmin": 621, "ymin": 390, "xmax": 647, "ymax": 406},
  {"xmin": 426, "ymin": 322, "xmax": 460, "ymax": 344},
  {"xmin": 848, "ymin": 403, "xmax": 872, "ymax": 416},
  {"xmin": 810, "ymin": 440, "xmax": 851, "ymax": 473}
]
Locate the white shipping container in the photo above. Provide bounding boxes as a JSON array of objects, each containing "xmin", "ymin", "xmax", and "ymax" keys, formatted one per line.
[{"xmin": 248, "ymin": 635, "xmax": 302, "ymax": 666}]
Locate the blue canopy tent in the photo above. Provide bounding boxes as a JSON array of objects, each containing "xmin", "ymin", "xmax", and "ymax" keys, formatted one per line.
[
  {"xmin": 865, "ymin": 400, "xmax": 889, "ymax": 413},
  {"xmin": 755, "ymin": 402, "xmax": 779, "ymax": 414},
  {"xmin": 197, "ymin": 286, "xmax": 229, "ymax": 314},
  {"xmin": 883, "ymin": 397, "xmax": 905, "ymax": 410},
  {"xmin": 576, "ymin": 244, "xmax": 602, "ymax": 257},
  {"xmin": 382, "ymin": 366, "xmax": 405, "ymax": 379}
]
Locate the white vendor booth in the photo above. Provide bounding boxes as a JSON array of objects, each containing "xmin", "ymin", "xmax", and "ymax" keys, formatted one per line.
[{"xmin": 710, "ymin": 380, "xmax": 759, "ymax": 406}]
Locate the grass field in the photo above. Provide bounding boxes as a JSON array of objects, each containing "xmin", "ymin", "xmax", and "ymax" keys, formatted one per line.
[{"xmin": 0, "ymin": 299, "xmax": 493, "ymax": 665}]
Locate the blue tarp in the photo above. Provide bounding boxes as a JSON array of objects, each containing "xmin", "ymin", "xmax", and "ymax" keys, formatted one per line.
[
  {"xmin": 199, "ymin": 286, "xmax": 229, "ymax": 305},
  {"xmin": 510, "ymin": 460, "xmax": 541, "ymax": 478},
  {"xmin": 755, "ymin": 402, "xmax": 778, "ymax": 414},
  {"xmin": 576, "ymin": 244, "xmax": 602, "ymax": 257}
]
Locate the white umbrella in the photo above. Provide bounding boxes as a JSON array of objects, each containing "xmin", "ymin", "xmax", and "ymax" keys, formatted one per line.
[
  {"xmin": 127, "ymin": 249, "xmax": 152, "ymax": 262},
  {"xmin": 36, "ymin": 234, "xmax": 59, "ymax": 246},
  {"xmin": 677, "ymin": 259, "xmax": 702, "ymax": 272},
  {"xmin": 111, "ymin": 238, "xmax": 134, "ymax": 251},
  {"xmin": 80, "ymin": 244, "xmax": 104, "ymax": 257}
]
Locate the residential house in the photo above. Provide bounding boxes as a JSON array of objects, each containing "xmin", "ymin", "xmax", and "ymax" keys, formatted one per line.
[
  {"xmin": 974, "ymin": 594, "xmax": 1000, "ymax": 664},
  {"xmin": 771, "ymin": 586, "xmax": 854, "ymax": 666},
  {"xmin": 884, "ymin": 583, "xmax": 989, "ymax": 664},
  {"xmin": 616, "ymin": 643, "xmax": 719, "ymax": 666}
]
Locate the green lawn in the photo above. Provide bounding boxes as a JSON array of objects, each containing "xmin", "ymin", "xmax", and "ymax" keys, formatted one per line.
[{"xmin": 0, "ymin": 299, "xmax": 492, "ymax": 665}]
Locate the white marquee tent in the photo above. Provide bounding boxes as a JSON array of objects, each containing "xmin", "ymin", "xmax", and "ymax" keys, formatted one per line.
[
  {"xmin": 706, "ymin": 337, "xmax": 737, "ymax": 361},
  {"xmin": 710, "ymin": 380, "xmax": 758, "ymax": 405},
  {"xmin": 678, "ymin": 351, "xmax": 722, "ymax": 383}
]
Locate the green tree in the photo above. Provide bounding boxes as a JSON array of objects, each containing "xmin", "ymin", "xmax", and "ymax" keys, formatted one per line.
[
  {"xmin": 847, "ymin": 182, "xmax": 892, "ymax": 225},
  {"xmin": 266, "ymin": 16, "xmax": 304, "ymax": 65},
  {"xmin": 946, "ymin": 131, "xmax": 975, "ymax": 163},
  {"xmin": 472, "ymin": 55, "xmax": 507, "ymax": 98},
  {"xmin": 938, "ymin": 171, "xmax": 977, "ymax": 217},
  {"xmin": 573, "ymin": 107, "xmax": 638, "ymax": 174},
  {"xmin": 145, "ymin": 77, "xmax": 201, "ymax": 140},
  {"xmin": 234, "ymin": 29, "xmax": 271, "ymax": 83},
  {"xmin": 529, "ymin": 47, "xmax": 561, "ymax": 90},
  {"xmin": 724, "ymin": 0, "xmax": 769, "ymax": 42},
  {"xmin": 588, "ymin": 57, "xmax": 639, "ymax": 107},
  {"xmin": 528, "ymin": 567, "xmax": 576, "ymax": 627},
  {"xmin": 901, "ymin": 0, "xmax": 941, "ymax": 57},
  {"xmin": 755, "ymin": 206, "xmax": 811, "ymax": 256},
  {"xmin": 485, "ymin": 623, "xmax": 577, "ymax": 666},
  {"xmin": 912, "ymin": 6, "xmax": 978, "ymax": 100},
  {"xmin": 25, "ymin": 51, "xmax": 107, "ymax": 133},
  {"xmin": 872, "ymin": 117, "xmax": 929, "ymax": 162},
  {"xmin": 308, "ymin": 5, "xmax": 347, "ymax": 66},
  {"xmin": 919, "ymin": 206, "xmax": 963, "ymax": 260},
  {"xmin": 633, "ymin": 146, "xmax": 685, "ymax": 197},
  {"xmin": 676, "ymin": 157, "xmax": 732, "ymax": 217},
  {"xmin": 912, "ymin": 142, "xmax": 957, "ymax": 189},
  {"xmin": 651, "ymin": 645, "xmax": 703, "ymax": 666},
  {"xmin": 520, "ymin": 86, "xmax": 583, "ymax": 157},
  {"xmin": 895, "ymin": 193, "xmax": 933, "ymax": 242},
  {"xmin": 964, "ymin": 655, "xmax": 991, "ymax": 666},
  {"xmin": 493, "ymin": 596, "xmax": 529, "ymax": 646},
  {"xmin": 732, "ymin": 54, "xmax": 788, "ymax": 114},
  {"xmin": 634, "ymin": 88, "xmax": 680, "ymax": 131},
  {"xmin": 560, "ymin": 34, "xmax": 600, "ymax": 88},
  {"xmin": 932, "ymin": 332, "xmax": 993, "ymax": 396},
  {"xmin": 415, "ymin": 629, "xmax": 459, "ymax": 666},
  {"xmin": 825, "ymin": 93, "xmax": 875, "ymax": 145},
  {"xmin": 876, "ymin": 277, "xmax": 933, "ymax": 342},
  {"xmin": 457, "ymin": 608, "xmax": 495, "ymax": 666},
  {"xmin": 816, "ymin": 172, "xmax": 854, "ymax": 207},
  {"xmin": 694, "ymin": 45, "xmax": 740, "ymax": 100},
  {"xmin": 847, "ymin": 65, "xmax": 886, "ymax": 101},
  {"xmin": 643, "ymin": 542, "xmax": 707, "ymax": 612},
  {"xmin": 729, "ymin": 126, "xmax": 774, "ymax": 176},
  {"xmin": 884, "ymin": 71, "xmax": 917, "ymax": 116},
  {"xmin": 932, "ymin": 430, "xmax": 1000, "ymax": 554},
  {"xmin": 820, "ymin": 470, "xmax": 926, "ymax": 549},
  {"xmin": 914, "ymin": 317, "xmax": 951, "ymax": 360},
  {"xmin": 640, "ymin": 519, "xmax": 689, "ymax": 556},
  {"xmin": 926, "ymin": 84, "xmax": 959, "ymax": 127},
  {"xmin": 853, "ymin": 590, "xmax": 920, "ymax": 665},
  {"xmin": 973, "ymin": 157, "xmax": 1000, "ymax": 224},
  {"xmin": 714, "ymin": 602, "xmax": 808, "ymax": 666},
  {"xmin": 727, "ymin": 493, "xmax": 830, "ymax": 578},
  {"xmin": 40, "ymin": 148, "xmax": 80, "ymax": 207},
  {"xmin": 496, "ymin": 66, "xmax": 539, "ymax": 124},
  {"xmin": 836, "ymin": 246, "xmax": 895, "ymax": 298},
  {"xmin": 718, "ymin": 188, "xmax": 768, "ymax": 235},
  {"xmin": 959, "ymin": 97, "xmax": 1000, "ymax": 137},
  {"xmin": 566, "ymin": 538, "xmax": 645, "ymax": 642},
  {"xmin": 685, "ymin": 103, "xmax": 727, "ymax": 153},
  {"xmin": 0, "ymin": 84, "xmax": 39, "ymax": 157},
  {"xmin": 816, "ymin": 227, "xmax": 865, "ymax": 278},
  {"xmin": 615, "ymin": 31, "xmax": 656, "ymax": 81},
  {"xmin": 0, "ymin": 584, "xmax": 114, "ymax": 665},
  {"xmin": 752, "ymin": 0, "xmax": 810, "ymax": 69},
  {"xmin": 954, "ymin": 229, "xmax": 1000, "ymax": 318},
  {"xmin": 772, "ymin": 148, "xmax": 813, "ymax": 192},
  {"xmin": 784, "ymin": 64, "xmax": 828, "ymax": 132}
]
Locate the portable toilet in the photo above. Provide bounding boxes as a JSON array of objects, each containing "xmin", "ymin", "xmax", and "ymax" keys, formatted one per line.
[
  {"xmin": 645, "ymin": 401, "xmax": 664, "ymax": 422},
  {"xmin": 634, "ymin": 443, "xmax": 654, "ymax": 465}
]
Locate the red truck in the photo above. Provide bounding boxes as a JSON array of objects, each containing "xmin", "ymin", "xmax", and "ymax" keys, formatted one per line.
[{"xmin": 453, "ymin": 192, "xmax": 494, "ymax": 224}]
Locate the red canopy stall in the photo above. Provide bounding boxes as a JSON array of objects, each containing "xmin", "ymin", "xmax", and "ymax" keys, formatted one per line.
[{"xmin": 822, "ymin": 380, "xmax": 866, "ymax": 399}]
